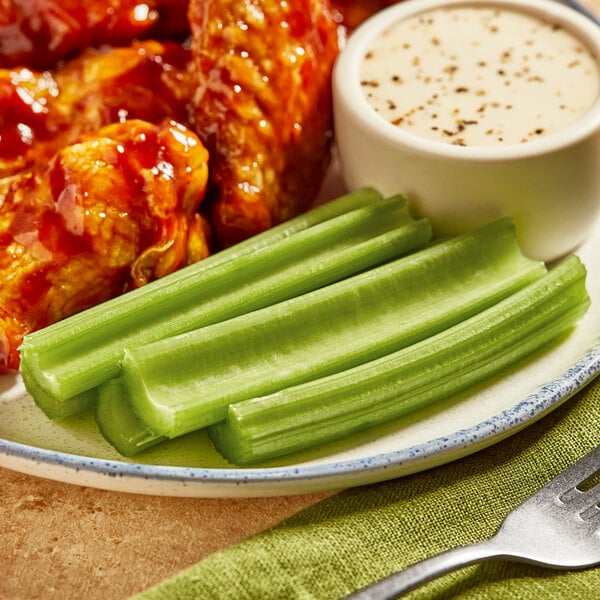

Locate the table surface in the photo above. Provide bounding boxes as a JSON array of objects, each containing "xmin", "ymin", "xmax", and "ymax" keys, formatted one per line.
[
  {"xmin": 3, "ymin": 1, "xmax": 600, "ymax": 598},
  {"xmin": 1, "ymin": 467, "xmax": 332, "ymax": 599}
]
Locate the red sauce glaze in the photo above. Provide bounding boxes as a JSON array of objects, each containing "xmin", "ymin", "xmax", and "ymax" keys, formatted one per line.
[
  {"xmin": 0, "ymin": 70, "xmax": 55, "ymax": 163},
  {"xmin": 189, "ymin": 0, "xmax": 339, "ymax": 247},
  {"xmin": 0, "ymin": 40, "xmax": 194, "ymax": 177},
  {"xmin": 0, "ymin": 0, "xmax": 190, "ymax": 69},
  {"xmin": 0, "ymin": 119, "xmax": 210, "ymax": 373},
  {"xmin": 0, "ymin": 0, "xmax": 371, "ymax": 371}
]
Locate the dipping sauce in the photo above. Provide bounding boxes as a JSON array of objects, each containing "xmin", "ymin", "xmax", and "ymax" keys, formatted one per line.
[{"xmin": 360, "ymin": 5, "xmax": 600, "ymax": 146}]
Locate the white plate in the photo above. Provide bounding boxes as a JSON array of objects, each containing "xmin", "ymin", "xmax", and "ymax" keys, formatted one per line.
[{"xmin": 1, "ymin": 193, "xmax": 599, "ymax": 497}]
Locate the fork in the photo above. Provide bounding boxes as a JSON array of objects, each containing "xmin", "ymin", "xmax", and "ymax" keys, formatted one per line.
[{"xmin": 345, "ymin": 444, "xmax": 600, "ymax": 599}]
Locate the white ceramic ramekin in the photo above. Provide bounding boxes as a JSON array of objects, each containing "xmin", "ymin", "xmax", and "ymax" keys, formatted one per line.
[{"xmin": 333, "ymin": 0, "xmax": 600, "ymax": 260}]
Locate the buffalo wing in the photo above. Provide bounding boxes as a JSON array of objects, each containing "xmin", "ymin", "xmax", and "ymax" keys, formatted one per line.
[
  {"xmin": 189, "ymin": 0, "xmax": 339, "ymax": 247},
  {"xmin": 0, "ymin": 0, "xmax": 189, "ymax": 69},
  {"xmin": 0, "ymin": 119, "xmax": 210, "ymax": 373},
  {"xmin": 0, "ymin": 40, "xmax": 193, "ymax": 178}
]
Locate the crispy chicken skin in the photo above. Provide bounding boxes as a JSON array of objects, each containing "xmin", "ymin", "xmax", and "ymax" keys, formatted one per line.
[
  {"xmin": 189, "ymin": 0, "xmax": 339, "ymax": 247},
  {"xmin": 0, "ymin": 119, "xmax": 210, "ymax": 373},
  {"xmin": 0, "ymin": 0, "xmax": 190, "ymax": 69},
  {"xmin": 0, "ymin": 40, "xmax": 194, "ymax": 178}
]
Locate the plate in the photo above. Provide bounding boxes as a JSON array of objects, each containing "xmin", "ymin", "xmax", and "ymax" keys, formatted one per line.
[{"xmin": 1, "ymin": 191, "xmax": 599, "ymax": 498}]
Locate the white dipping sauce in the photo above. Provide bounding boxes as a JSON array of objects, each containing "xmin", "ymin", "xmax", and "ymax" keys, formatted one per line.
[{"xmin": 360, "ymin": 5, "xmax": 600, "ymax": 146}]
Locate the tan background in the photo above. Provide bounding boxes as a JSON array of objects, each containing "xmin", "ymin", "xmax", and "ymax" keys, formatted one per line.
[
  {"xmin": 2, "ymin": 1, "xmax": 600, "ymax": 598},
  {"xmin": 1, "ymin": 468, "xmax": 332, "ymax": 599}
]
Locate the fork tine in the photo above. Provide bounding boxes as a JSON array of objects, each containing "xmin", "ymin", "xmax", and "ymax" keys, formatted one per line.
[
  {"xmin": 546, "ymin": 445, "xmax": 600, "ymax": 494},
  {"xmin": 560, "ymin": 480, "xmax": 600, "ymax": 524},
  {"xmin": 580, "ymin": 498, "xmax": 600, "ymax": 523}
]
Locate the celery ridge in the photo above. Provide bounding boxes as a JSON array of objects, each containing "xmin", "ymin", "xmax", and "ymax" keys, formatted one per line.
[{"xmin": 95, "ymin": 213, "xmax": 434, "ymax": 455}]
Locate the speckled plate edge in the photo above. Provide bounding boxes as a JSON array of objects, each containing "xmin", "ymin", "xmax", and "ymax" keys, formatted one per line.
[{"xmin": 1, "ymin": 338, "xmax": 599, "ymax": 497}]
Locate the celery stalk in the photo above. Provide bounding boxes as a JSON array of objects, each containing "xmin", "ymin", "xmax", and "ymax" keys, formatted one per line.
[
  {"xmin": 115, "ymin": 218, "xmax": 546, "ymax": 442},
  {"xmin": 210, "ymin": 256, "xmax": 589, "ymax": 465},
  {"xmin": 94, "ymin": 214, "xmax": 433, "ymax": 455},
  {"xmin": 21, "ymin": 189, "xmax": 431, "ymax": 419},
  {"xmin": 96, "ymin": 379, "xmax": 168, "ymax": 454}
]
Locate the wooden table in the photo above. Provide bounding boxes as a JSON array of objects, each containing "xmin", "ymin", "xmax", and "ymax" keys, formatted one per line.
[
  {"xmin": 1, "ymin": 467, "xmax": 332, "ymax": 599},
  {"xmin": 3, "ymin": 2, "xmax": 599, "ymax": 598}
]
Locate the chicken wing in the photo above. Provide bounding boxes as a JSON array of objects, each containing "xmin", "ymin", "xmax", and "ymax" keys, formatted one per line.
[
  {"xmin": 0, "ymin": 0, "xmax": 190, "ymax": 69},
  {"xmin": 189, "ymin": 0, "xmax": 339, "ymax": 247},
  {"xmin": 0, "ymin": 119, "xmax": 210, "ymax": 373},
  {"xmin": 0, "ymin": 40, "xmax": 193, "ymax": 178}
]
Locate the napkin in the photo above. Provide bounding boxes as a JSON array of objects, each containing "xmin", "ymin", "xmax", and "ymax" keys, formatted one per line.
[{"xmin": 132, "ymin": 374, "xmax": 600, "ymax": 600}]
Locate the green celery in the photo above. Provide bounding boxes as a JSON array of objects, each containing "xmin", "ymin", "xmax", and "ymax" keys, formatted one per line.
[
  {"xmin": 21, "ymin": 189, "xmax": 430, "ymax": 419},
  {"xmin": 96, "ymin": 379, "xmax": 168, "ymax": 455},
  {"xmin": 94, "ymin": 215, "xmax": 433, "ymax": 456},
  {"xmin": 210, "ymin": 256, "xmax": 589, "ymax": 465},
  {"xmin": 113, "ymin": 218, "xmax": 546, "ymax": 443}
]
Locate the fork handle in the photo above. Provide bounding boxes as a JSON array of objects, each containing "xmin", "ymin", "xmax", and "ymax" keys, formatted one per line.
[{"xmin": 344, "ymin": 539, "xmax": 501, "ymax": 599}]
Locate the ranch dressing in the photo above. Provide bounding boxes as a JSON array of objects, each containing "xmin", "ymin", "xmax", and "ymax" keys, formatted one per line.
[{"xmin": 360, "ymin": 5, "xmax": 600, "ymax": 146}]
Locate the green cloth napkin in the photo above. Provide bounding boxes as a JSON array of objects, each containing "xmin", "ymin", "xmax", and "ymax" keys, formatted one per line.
[{"xmin": 133, "ymin": 377, "xmax": 600, "ymax": 600}]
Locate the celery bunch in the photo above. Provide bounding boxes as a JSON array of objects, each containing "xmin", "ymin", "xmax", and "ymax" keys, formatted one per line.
[
  {"xmin": 98, "ymin": 218, "xmax": 547, "ymax": 450},
  {"xmin": 19, "ymin": 187, "xmax": 589, "ymax": 466}
]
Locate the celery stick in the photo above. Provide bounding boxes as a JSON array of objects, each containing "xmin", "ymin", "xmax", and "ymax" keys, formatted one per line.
[
  {"xmin": 96, "ymin": 379, "xmax": 168, "ymax": 455},
  {"xmin": 210, "ymin": 256, "xmax": 589, "ymax": 465},
  {"xmin": 21, "ymin": 189, "xmax": 427, "ymax": 419},
  {"xmin": 94, "ymin": 217, "xmax": 432, "ymax": 455},
  {"xmin": 116, "ymin": 218, "xmax": 546, "ymax": 441}
]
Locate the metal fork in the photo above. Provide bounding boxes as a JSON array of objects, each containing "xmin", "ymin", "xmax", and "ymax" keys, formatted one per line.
[{"xmin": 346, "ymin": 444, "xmax": 600, "ymax": 599}]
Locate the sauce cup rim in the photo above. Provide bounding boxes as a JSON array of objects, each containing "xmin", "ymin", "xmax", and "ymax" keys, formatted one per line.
[{"xmin": 334, "ymin": 0, "xmax": 600, "ymax": 162}]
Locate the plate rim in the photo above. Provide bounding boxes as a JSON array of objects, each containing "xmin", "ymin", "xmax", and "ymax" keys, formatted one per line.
[{"xmin": 1, "ymin": 335, "xmax": 599, "ymax": 495}]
